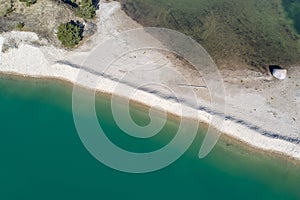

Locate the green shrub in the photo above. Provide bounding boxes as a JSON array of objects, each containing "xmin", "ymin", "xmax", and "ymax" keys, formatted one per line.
[
  {"xmin": 57, "ymin": 20, "xmax": 84, "ymax": 48},
  {"xmin": 16, "ymin": 22, "xmax": 25, "ymax": 30},
  {"xmin": 76, "ymin": 0, "xmax": 96, "ymax": 20},
  {"xmin": 19, "ymin": 0, "xmax": 37, "ymax": 6}
]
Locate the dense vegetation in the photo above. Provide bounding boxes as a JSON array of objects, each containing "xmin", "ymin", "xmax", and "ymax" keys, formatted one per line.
[
  {"xmin": 56, "ymin": 0, "xmax": 96, "ymax": 47},
  {"xmin": 119, "ymin": 0, "xmax": 300, "ymax": 69},
  {"xmin": 57, "ymin": 20, "xmax": 84, "ymax": 48}
]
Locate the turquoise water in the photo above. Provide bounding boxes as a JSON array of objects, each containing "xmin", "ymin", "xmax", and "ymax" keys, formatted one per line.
[{"xmin": 1, "ymin": 75, "xmax": 300, "ymax": 200}]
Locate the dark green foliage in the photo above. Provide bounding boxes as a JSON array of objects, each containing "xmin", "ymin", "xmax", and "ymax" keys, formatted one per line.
[
  {"xmin": 57, "ymin": 20, "xmax": 84, "ymax": 48},
  {"xmin": 76, "ymin": 0, "xmax": 96, "ymax": 20},
  {"xmin": 19, "ymin": 0, "xmax": 37, "ymax": 6}
]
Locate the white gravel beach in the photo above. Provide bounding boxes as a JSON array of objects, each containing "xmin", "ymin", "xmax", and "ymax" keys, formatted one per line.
[{"xmin": 1, "ymin": 1, "xmax": 300, "ymax": 160}]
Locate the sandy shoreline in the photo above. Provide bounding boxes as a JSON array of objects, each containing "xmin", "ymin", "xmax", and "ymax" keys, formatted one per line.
[{"xmin": 1, "ymin": 1, "xmax": 300, "ymax": 161}]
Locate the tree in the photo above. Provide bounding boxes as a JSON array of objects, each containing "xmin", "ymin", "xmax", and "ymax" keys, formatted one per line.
[
  {"xmin": 57, "ymin": 21, "xmax": 84, "ymax": 48},
  {"xmin": 76, "ymin": 0, "xmax": 96, "ymax": 20}
]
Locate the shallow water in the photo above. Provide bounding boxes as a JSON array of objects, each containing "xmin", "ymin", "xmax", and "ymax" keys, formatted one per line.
[
  {"xmin": 0, "ymin": 75, "xmax": 300, "ymax": 200},
  {"xmin": 119, "ymin": 0, "xmax": 300, "ymax": 67},
  {"xmin": 282, "ymin": 0, "xmax": 300, "ymax": 34}
]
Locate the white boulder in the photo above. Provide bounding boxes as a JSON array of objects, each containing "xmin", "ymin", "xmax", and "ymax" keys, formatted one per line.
[{"xmin": 272, "ymin": 68, "xmax": 287, "ymax": 80}]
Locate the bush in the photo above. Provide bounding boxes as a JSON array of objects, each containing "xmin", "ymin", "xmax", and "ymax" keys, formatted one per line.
[
  {"xmin": 76, "ymin": 0, "xmax": 96, "ymax": 20},
  {"xmin": 16, "ymin": 22, "xmax": 25, "ymax": 30},
  {"xmin": 57, "ymin": 21, "xmax": 84, "ymax": 48},
  {"xmin": 19, "ymin": 0, "xmax": 37, "ymax": 6}
]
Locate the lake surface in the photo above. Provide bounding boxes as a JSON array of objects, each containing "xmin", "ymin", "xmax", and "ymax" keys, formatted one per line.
[{"xmin": 1, "ymin": 75, "xmax": 300, "ymax": 200}]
